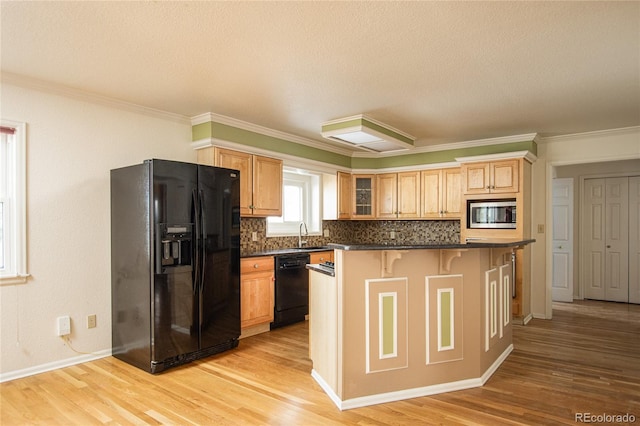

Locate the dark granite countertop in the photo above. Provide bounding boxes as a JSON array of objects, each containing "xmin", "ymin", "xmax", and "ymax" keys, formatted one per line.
[
  {"xmin": 242, "ymin": 240, "xmax": 535, "ymax": 258},
  {"xmin": 242, "ymin": 246, "xmax": 334, "ymax": 258},
  {"xmin": 326, "ymin": 239, "xmax": 535, "ymax": 250}
]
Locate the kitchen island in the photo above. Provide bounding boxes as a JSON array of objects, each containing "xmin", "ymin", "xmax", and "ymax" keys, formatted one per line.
[{"xmin": 307, "ymin": 240, "xmax": 534, "ymax": 410}]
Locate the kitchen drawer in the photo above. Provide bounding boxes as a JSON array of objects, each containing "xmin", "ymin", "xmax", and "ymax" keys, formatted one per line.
[
  {"xmin": 310, "ymin": 251, "xmax": 334, "ymax": 264},
  {"xmin": 241, "ymin": 256, "xmax": 274, "ymax": 275}
]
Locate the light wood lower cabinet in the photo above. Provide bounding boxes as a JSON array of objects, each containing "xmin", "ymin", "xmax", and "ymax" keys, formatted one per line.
[{"xmin": 240, "ymin": 256, "xmax": 274, "ymax": 329}]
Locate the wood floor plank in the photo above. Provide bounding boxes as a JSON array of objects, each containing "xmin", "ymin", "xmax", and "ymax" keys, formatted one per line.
[{"xmin": 1, "ymin": 300, "xmax": 638, "ymax": 425}]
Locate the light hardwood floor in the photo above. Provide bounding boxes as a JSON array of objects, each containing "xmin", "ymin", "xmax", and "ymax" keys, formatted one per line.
[{"xmin": 2, "ymin": 300, "xmax": 639, "ymax": 425}]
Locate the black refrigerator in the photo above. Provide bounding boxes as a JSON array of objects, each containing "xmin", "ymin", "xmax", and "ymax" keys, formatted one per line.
[{"xmin": 110, "ymin": 159, "xmax": 240, "ymax": 373}]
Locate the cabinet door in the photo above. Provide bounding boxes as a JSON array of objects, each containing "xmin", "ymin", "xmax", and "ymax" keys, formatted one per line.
[
  {"xmin": 491, "ymin": 160, "xmax": 519, "ymax": 193},
  {"xmin": 352, "ymin": 174, "xmax": 376, "ymax": 219},
  {"xmin": 442, "ymin": 168, "xmax": 462, "ymax": 218},
  {"xmin": 240, "ymin": 257, "xmax": 274, "ymax": 329},
  {"xmin": 421, "ymin": 169, "xmax": 442, "ymax": 219},
  {"xmin": 376, "ymin": 173, "xmax": 397, "ymax": 219},
  {"xmin": 337, "ymin": 172, "xmax": 352, "ymax": 219},
  {"xmin": 462, "ymin": 163, "xmax": 490, "ymax": 195},
  {"xmin": 252, "ymin": 155, "xmax": 283, "ymax": 217},
  {"xmin": 240, "ymin": 270, "xmax": 274, "ymax": 328},
  {"xmin": 397, "ymin": 171, "xmax": 420, "ymax": 219},
  {"xmin": 215, "ymin": 148, "xmax": 253, "ymax": 216}
]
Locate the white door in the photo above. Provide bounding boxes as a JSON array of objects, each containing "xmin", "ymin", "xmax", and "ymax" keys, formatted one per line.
[
  {"xmin": 605, "ymin": 178, "xmax": 629, "ymax": 302},
  {"xmin": 552, "ymin": 178, "xmax": 573, "ymax": 302},
  {"xmin": 583, "ymin": 179, "xmax": 606, "ymax": 300},
  {"xmin": 629, "ymin": 176, "xmax": 640, "ymax": 304},
  {"xmin": 583, "ymin": 177, "xmax": 631, "ymax": 302}
]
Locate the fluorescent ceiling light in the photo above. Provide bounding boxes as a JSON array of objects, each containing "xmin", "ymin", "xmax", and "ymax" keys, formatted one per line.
[{"xmin": 321, "ymin": 115, "xmax": 416, "ymax": 153}]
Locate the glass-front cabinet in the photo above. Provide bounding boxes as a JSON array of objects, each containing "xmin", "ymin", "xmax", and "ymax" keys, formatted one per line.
[{"xmin": 352, "ymin": 174, "xmax": 376, "ymax": 219}]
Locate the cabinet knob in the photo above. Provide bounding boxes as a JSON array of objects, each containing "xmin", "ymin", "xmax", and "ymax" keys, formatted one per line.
[
  {"xmin": 486, "ymin": 185, "xmax": 490, "ymax": 189},
  {"xmin": 606, "ymin": 245, "xmax": 611, "ymax": 248},
  {"xmin": 253, "ymin": 263, "xmax": 259, "ymax": 268}
]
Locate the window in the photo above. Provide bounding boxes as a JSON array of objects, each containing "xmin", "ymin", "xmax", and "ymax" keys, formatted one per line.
[
  {"xmin": 1, "ymin": 121, "xmax": 28, "ymax": 284},
  {"xmin": 267, "ymin": 169, "xmax": 321, "ymax": 236}
]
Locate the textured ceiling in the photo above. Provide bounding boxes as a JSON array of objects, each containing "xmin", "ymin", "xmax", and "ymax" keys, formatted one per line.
[{"xmin": 1, "ymin": 1, "xmax": 638, "ymax": 151}]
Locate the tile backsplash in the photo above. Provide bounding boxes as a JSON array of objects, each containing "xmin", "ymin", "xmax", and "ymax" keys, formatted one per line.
[{"xmin": 240, "ymin": 218, "xmax": 460, "ymax": 255}]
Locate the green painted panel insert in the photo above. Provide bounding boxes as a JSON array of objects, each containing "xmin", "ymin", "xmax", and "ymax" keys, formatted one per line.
[
  {"xmin": 382, "ymin": 294, "xmax": 395, "ymax": 356},
  {"xmin": 440, "ymin": 291, "xmax": 452, "ymax": 348}
]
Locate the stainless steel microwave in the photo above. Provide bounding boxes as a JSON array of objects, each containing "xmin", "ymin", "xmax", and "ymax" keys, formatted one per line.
[{"xmin": 468, "ymin": 199, "xmax": 517, "ymax": 229}]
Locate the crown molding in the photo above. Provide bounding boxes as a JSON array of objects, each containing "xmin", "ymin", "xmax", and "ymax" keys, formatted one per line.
[
  {"xmin": 538, "ymin": 126, "xmax": 640, "ymax": 144},
  {"xmin": 455, "ymin": 150, "xmax": 538, "ymax": 164},
  {"xmin": 2, "ymin": 72, "xmax": 191, "ymax": 124},
  {"xmin": 353, "ymin": 133, "xmax": 540, "ymax": 158},
  {"xmin": 191, "ymin": 112, "xmax": 355, "ymax": 157},
  {"xmin": 192, "ymin": 112, "xmax": 541, "ymax": 160}
]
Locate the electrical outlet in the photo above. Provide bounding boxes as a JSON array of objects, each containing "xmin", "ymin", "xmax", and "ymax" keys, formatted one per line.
[
  {"xmin": 87, "ymin": 314, "xmax": 97, "ymax": 329},
  {"xmin": 323, "ymin": 229, "xmax": 330, "ymax": 238},
  {"xmin": 57, "ymin": 316, "xmax": 71, "ymax": 336},
  {"xmin": 390, "ymin": 230, "xmax": 396, "ymax": 239},
  {"xmin": 252, "ymin": 232, "xmax": 258, "ymax": 242}
]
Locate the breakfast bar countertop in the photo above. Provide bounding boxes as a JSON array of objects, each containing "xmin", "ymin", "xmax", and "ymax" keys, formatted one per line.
[{"xmin": 326, "ymin": 239, "xmax": 535, "ymax": 251}]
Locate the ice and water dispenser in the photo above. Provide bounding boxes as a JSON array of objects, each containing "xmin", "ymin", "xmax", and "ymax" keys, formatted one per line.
[{"xmin": 156, "ymin": 223, "xmax": 193, "ymax": 274}]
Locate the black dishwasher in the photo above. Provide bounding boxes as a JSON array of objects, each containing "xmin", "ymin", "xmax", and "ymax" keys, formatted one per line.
[{"xmin": 271, "ymin": 253, "xmax": 310, "ymax": 329}]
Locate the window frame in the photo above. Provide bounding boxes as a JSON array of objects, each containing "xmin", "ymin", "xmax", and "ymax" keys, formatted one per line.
[
  {"xmin": 266, "ymin": 169, "xmax": 322, "ymax": 237},
  {"xmin": 0, "ymin": 120, "xmax": 28, "ymax": 285}
]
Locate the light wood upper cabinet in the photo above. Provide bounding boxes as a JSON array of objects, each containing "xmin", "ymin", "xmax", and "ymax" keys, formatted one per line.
[
  {"xmin": 377, "ymin": 172, "xmax": 421, "ymax": 219},
  {"xmin": 337, "ymin": 172, "xmax": 352, "ymax": 220},
  {"xmin": 251, "ymin": 155, "xmax": 283, "ymax": 216},
  {"xmin": 197, "ymin": 147, "xmax": 282, "ymax": 217},
  {"xmin": 421, "ymin": 168, "xmax": 462, "ymax": 219},
  {"xmin": 352, "ymin": 174, "xmax": 376, "ymax": 219},
  {"xmin": 240, "ymin": 256, "xmax": 274, "ymax": 329},
  {"xmin": 442, "ymin": 168, "xmax": 462, "ymax": 218},
  {"xmin": 462, "ymin": 159, "xmax": 519, "ymax": 195},
  {"xmin": 376, "ymin": 173, "xmax": 397, "ymax": 219}
]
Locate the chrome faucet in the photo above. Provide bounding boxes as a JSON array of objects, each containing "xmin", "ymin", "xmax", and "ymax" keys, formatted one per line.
[{"xmin": 298, "ymin": 222, "xmax": 308, "ymax": 248}]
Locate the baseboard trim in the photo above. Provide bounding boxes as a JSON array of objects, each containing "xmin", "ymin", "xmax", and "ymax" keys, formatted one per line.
[
  {"xmin": 312, "ymin": 344, "xmax": 513, "ymax": 411},
  {"xmin": 0, "ymin": 349, "xmax": 112, "ymax": 383}
]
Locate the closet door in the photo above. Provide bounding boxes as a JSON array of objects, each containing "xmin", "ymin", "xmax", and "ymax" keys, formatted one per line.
[
  {"xmin": 583, "ymin": 179, "xmax": 606, "ymax": 300},
  {"xmin": 583, "ymin": 177, "xmax": 631, "ymax": 302},
  {"xmin": 629, "ymin": 177, "xmax": 640, "ymax": 304},
  {"xmin": 604, "ymin": 178, "xmax": 629, "ymax": 302}
]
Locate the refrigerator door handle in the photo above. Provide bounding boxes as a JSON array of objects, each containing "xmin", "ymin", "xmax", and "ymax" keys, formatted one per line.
[
  {"xmin": 199, "ymin": 189, "xmax": 206, "ymax": 293},
  {"xmin": 192, "ymin": 188, "xmax": 200, "ymax": 295}
]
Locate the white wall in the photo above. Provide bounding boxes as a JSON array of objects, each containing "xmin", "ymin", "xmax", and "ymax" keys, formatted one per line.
[
  {"xmin": 0, "ymin": 83, "xmax": 194, "ymax": 379},
  {"xmin": 531, "ymin": 127, "xmax": 640, "ymax": 319}
]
